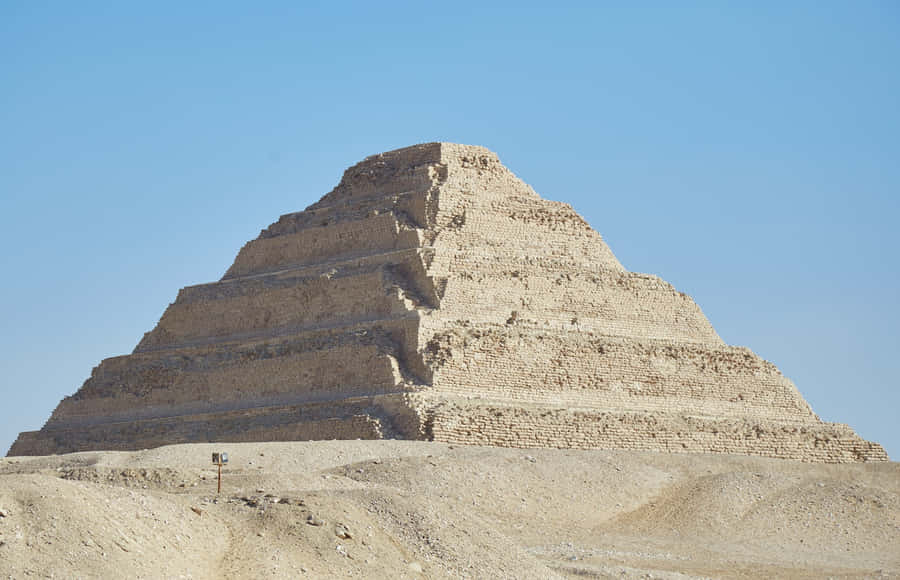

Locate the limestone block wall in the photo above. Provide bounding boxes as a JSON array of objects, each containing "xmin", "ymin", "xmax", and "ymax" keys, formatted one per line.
[
  {"xmin": 426, "ymin": 400, "xmax": 888, "ymax": 463},
  {"xmin": 138, "ymin": 270, "xmax": 396, "ymax": 350},
  {"xmin": 432, "ymin": 271, "xmax": 720, "ymax": 343},
  {"xmin": 137, "ymin": 248, "xmax": 439, "ymax": 354},
  {"xmin": 432, "ymin": 199, "xmax": 623, "ymax": 271},
  {"xmin": 43, "ymin": 318, "xmax": 426, "ymax": 433},
  {"xmin": 261, "ymin": 189, "xmax": 432, "ymax": 242},
  {"xmin": 419, "ymin": 323, "xmax": 815, "ymax": 422},
  {"xmin": 12, "ymin": 403, "xmax": 389, "ymax": 456},
  {"xmin": 225, "ymin": 212, "xmax": 423, "ymax": 279},
  {"xmin": 308, "ymin": 142, "xmax": 447, "ymax": 209},
  {"xmin": 46, "ymin": 345, "xmax": 402, "ymax": 429}
]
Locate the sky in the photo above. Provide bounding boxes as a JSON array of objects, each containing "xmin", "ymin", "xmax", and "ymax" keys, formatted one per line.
[{"xmin": 1, "ymin": 1, "xmax": 897, "ymax": 459}]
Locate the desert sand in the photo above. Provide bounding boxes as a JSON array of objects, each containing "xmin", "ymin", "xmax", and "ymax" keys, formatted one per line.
[{"xmin": 1, "ymin": 440, "xmax": 897, "ymax": 579}]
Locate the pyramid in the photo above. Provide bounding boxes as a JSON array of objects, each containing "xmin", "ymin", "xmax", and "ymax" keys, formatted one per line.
[{"xmin": 10, "ymin": 143, "xmax": 887, "ymax": 462}]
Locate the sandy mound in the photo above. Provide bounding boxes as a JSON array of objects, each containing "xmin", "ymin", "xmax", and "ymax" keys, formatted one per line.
[{"xmin": 1, "ymin": 441, "xmax": 897, "ymax": 579}]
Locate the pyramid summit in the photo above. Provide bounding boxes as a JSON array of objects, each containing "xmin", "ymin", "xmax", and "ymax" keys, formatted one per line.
[{"xmin": 10, "ymin": 143, "xmax": 887, "ymax": 461}]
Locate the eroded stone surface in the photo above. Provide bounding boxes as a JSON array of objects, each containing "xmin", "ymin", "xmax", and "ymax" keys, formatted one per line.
[{"xmin": 9, "ymin": 143, "xmax": 887, "ymax": 461}]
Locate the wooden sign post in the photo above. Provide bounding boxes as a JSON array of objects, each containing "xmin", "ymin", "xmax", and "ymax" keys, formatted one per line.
[{"xmin": 212, "ymin": 452, "xmax": 228, "ymax": 494}]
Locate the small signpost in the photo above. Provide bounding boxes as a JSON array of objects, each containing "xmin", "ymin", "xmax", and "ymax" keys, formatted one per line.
[{"xmin": 212, "ymin": 451, "xmax": 228, "ymax": 494}]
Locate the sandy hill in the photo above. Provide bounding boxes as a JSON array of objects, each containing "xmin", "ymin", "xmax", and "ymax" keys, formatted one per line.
[{"xmin": 1, "ymin": 441, "xmax": 897, "ymax": 579}]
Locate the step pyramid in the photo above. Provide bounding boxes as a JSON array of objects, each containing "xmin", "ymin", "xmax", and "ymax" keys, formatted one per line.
[{"xmin": 10, "ymin": 143, "xmax": 887, "ymax": 461}]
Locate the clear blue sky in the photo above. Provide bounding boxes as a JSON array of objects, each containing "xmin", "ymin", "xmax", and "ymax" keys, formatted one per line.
[{"xmin": 2, "ymin": 1, "xmax": 897, "ymax": 459}]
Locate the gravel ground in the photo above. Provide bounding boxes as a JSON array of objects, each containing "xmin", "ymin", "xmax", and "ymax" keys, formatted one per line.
[{"xmin": 1, "ymin": 440, "xmax": 897, "ymax": 579}]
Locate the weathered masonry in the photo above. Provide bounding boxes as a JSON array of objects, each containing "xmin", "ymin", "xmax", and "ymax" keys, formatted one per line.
[{"xmin": 10, "ymin": 143, "xmax": 887, "ymax": 462}]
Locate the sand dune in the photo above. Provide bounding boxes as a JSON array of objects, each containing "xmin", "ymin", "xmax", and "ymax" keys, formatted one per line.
[{"xmin": 1, "ymin": 441, "xmax": 897, "ymax": 579}]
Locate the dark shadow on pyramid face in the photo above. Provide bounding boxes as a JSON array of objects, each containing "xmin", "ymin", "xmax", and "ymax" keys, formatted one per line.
[{"xmin": 8, "ymin": 143, "xmax": 887, "ymax": 462}]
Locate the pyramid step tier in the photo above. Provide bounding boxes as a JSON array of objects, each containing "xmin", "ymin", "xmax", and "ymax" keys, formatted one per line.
[
  {"xmin": 46, "ymin": 321, "xmax": 424, "ymax": 432},
  {"xmin": 225, "ymin": 210, "xmax": 426, "ymax": 279},
  {"xmin": 11, "ymin": 397, "xmax": 887, "ymax": 463},
  {"xmin": 137, "ymin": 251, "xmax": 437, "ymax": 352},
  {"xmin": 142, "ymin": 251, "xmax": 720, "ymax": 354},
  {"xmin": 50, "ymin": 318, "xmax": 819, "ymax": 439},
  {"xmin": 422, "ymin": 398, "xmax": 889, "ymax": 463},
  {"xmin": 422, "ymin": 322, "xmax": 816, "ymax": 422},
  {"xmin": 10, "ymin": 394, "xmax": 422, "ymax": 456}
]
